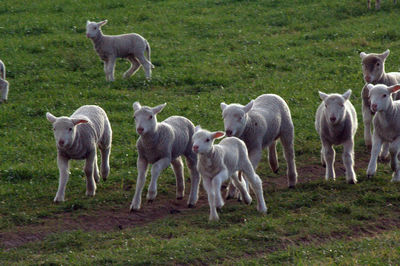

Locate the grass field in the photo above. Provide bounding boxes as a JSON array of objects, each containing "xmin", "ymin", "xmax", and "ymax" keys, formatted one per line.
[{"xmin": 1, "ymin": 0, "xmax": 400, "ymax": 264}]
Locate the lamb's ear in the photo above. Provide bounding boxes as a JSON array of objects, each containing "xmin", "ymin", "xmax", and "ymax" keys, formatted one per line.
[
  {"xmin": 243, "ymin": 100, "xmax": 254, "ymax": 113},
  {"xmin": 97, "ymin": 20, "xmax": 108, "ymax": 27},
  {"xmin": 379, "ymin": 49, "xmax": 390, "ymax": 61},
  {"xmin": 86, "ymin": 20, "xmax": 90, "ymax": 26},
  {"xmin": 388, "ymin": 84, "xmax": 400, "ymax": 94},
  {"xmin": 319, "ymin": 91, "xmax": 328, "ymax": 101},
  {"xmin": 366, "ymin": 84, "xmax": 374, "ymax": 91},
  {"xmin": 360, "ymin": 52, "xmax": 367, "ymax": 59},
  {"xmin": 342, "ymin": 89, "xmax": 352, "ymax": 101},
  {"xmin": 46, "ymin": 112, "xmax": 57, "ymax": 123},
  {"xmin": 220, "ymin": 102, "xmax": 228, "ymax": 111},
  {"xmin": 194, "ymin": 125, "xmax": 202, "ymax": 133},
  {"xmin": 71, "ymin": 118, "xmax": 88, "ymax": 126},
  {"xmin": 152, "ymin": 103, "xmax": 167, "ymax": 114},
  {"xmin": 213, "ymin": 131, "xmax": 225, "ymax": 139},
  {"xmin": 133, "ymin": 101, "xmax": 141, "ymax": 112}
]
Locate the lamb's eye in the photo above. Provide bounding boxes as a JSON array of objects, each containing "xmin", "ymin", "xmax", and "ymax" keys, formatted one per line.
[
  {"xmin": 149, "ymin": 115, "xmax": 153, "ymax": 120},
  {"xmin": 133, "ymin": 116, "xmax": 136, "ymax": 120},
  {"xmin": 377, "ymin": 62, "xmax": 380, "ymax": 66},
  {"xmin": 325, "ymin": 104, "xmax": 328, "ymax": 108},
  {"xmin": 53, "ymin": 128, "xmax": 55, "ymax": 131},
  {"xmin": 69, "ymin": 128, "xmax": 72, "ymax": 132},
  {"xmin": 206, "ymin": 138, "xmax": 210, "ymax": 142},
  {"xmin": 383, "ymin": 94, "xmax": 387, "ymax": 98}
]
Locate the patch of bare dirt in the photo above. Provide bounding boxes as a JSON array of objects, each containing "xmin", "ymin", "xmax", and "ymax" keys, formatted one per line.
[{"xmin": 0, "ymin": 147, "xmax": 389, "ymax": 250}]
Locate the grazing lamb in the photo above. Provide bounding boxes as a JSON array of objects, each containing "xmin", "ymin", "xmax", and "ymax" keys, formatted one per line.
[
  {"xmin": 130, "ymin": 102, "xmax": 200, "ymax": 211},
  {"xmin": 192, "ymin": 126, "xmax": 267, "ymax": 221},
  {"xmin": 315, "ymin": 90, "xmax": 358, "ymax": 184},
  {"xmin": 86, "ymin": 20, "xmax": 154, "ymax": 82},
  {"xmin": 368, "ymin": 0, "xmax": 397, "ymax": 9},
  {"xmin": 220, "ymin": 94, "xmax": 298, "ymax": 191},
  {"xmin": 360, "ymin": 49, "xmax": 400, "ymax": 160},
  {"xmin": 366, "ymin": 84, "xmax": 400, "ymax": 182},
  {"xmin": 46, "ymin": 105, "xmax": 112, "ymax": 202}
]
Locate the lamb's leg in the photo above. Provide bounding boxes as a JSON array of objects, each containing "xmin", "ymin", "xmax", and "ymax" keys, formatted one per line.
[
  {"xmin": 268, "ymin": 141, "xmax": 279, "ymax": 173},
  {"xmin": 368, "ymin": 0, "xmax": 371, "ymax": 8},
  {"xmin": 367, "ymin": 132, "xmax": 382, "ymax": 178},
  {"xmin": 248, "ymin": 146, "xmax": 262, "ymax": 170},
  {"xmin": 171, "ymin": 157, "xmax": 185, "ymax": 200},
  {"xmin": 322, "ymin": 141, "xmax": 335, "ymax": 181},
  {"xmin": 280, "ymin": 134, "xmax": 298, "ymax": 187},
  {"xmin": 362, "ymin": 101, "xmax": 373, "ymax": 148},
  {"xmin": 202, "ymin": 177, "xmax": 219, "ymax": 221},
  {"xmin": 230, "ymin": 172, "xmax": 252, "ymax": 205},
  {"xmin": 342, "ymin": 139, "xmax": 357, "ymax": 184},
  {"xmin": 389, "ymin": 137, "xmax": 400, "ymax": 182},
  {"xmin": 130, "ymin": 156, "xmax": 148, "ymax": 211},
  {"xmin": 225, "ymin": 180, "xmax": 240, "ymax": 200},
  {"xmin": 100, "ymin": 146, "xmax": 111, "ymax": 181},
  {"xmin": 105, "ymin": 57, "xmax": 116, "ymax": 82},
  {"xmin": 320, "ymin": 146, "xmax": 326, "ymax": 167},
  {"xmin": 1, "ymin": 83, "xmax": 8, "ymax": 102},
  {"xmin": 376, "ymin": 0, "xmax": 381, "ymax": 9},
  {"xmin": 212, "ymin": 169, "xmax": 229, "ymax": 212},
  {"xmin": 123, "ymin": 56, "xmax": 141, "ymax": 78},
  {"xmin": 137, "ymin": 54, "xmax": 152, "ymax": 80},
  {"xmin": 54, "ymin": 154, "xmax": 70, "ymax": 202},
  {"xmin": 147, "ymin": 157, "xmax": 171, "ymax": 201},
  {"xmin": 185, "ymin": 153, "xmax": 201, "ymax": 207},
  {"xmin": 379, "ymin": 142, "xmax": 390, "ymax": 162},
  {"xmin": 93, "ymin": 153, "xmax": 100, "ymax": 183},
  {"xmin": 84, "ymin": 150, "xmax": 97, "ymax": 197},
  {"xmin": 241, "ymin": 160, "xmax": 267, "ymax": 213}
]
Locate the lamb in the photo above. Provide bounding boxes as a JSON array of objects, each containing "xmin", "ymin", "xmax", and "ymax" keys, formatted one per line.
[
  {"xmin": 315, "ymin": 90, "xmax": 358, "ymax": 184},
  {"xmin": 86, "ymin": 20, "xmax": 154, "ymax": 82},
  {"xmin": 0, "ymin": 59, "xmax": 9, "ymax": 103},
  {"xmin": 46, "ymin": 105, "xmax": 112, "ymax": 202},
  {"xmin": 130, "ymin": 102, "xmax": 200, "ymax": 211},
  {"xmin": 368, "ymin": 0, "xmax": 397, "ymax": 9},
  {"xmin": 360, "ymin": 49, "xmax": 400, "ymax": 160},
  {"xmin": 220, "ymin": 94, "xmax": 298, "ymax": 193},
  {"xmin": 192, "ymin": 126, "xmax": 267, "ymax": 221},
  {"xmin": 366, "ymin": 84, "xmax": 400, "ymax": 182}
]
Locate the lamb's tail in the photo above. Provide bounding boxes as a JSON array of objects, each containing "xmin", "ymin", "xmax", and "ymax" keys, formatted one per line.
[{"xmin": 145, "ymin": 40, "xmax": 155, "ymax": 69}]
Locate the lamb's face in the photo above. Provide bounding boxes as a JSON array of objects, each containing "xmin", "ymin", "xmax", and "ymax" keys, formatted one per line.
[
  {"xmin": 360, "ymin": 50, "xmax": 389, "ymax": 83},
  {"xmin": 322, "ymin": 95, "xmax": 346, "ymax": 125},
  {"xmin": 221, "ymin": 103, "xmax": 251, "ymax": 137},
  {"xmin": 133, "ymin": 107, "xmax": 157, "ymax": 136},
  {"xmin": 86, "ymin": 21, "xmax": 100, "ymax": 38},
  {"xmin": 192, "ymin": 130, "xmax": 214, "ymax": 154},
  {"xmin": 368, "ymin": 85, "xmax": 391, "ymax": 113},
  {"xmin": 52, "ymin": 118, "xmax": 77, "ymax": 149}
]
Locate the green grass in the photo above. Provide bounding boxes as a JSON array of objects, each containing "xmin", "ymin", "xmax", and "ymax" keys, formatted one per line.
[{"xmin": 1, "ymin": 0, "xmax": 400, "ymax": 264}]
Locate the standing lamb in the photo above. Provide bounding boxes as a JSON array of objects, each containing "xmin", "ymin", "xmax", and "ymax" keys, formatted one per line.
[
  {"xmin": 0, "ymin": 59, "xmax": 9, "ymax": 102},
  {"xmin": 368, "ymin": 0, "xmax": 397, "ymax": 9},
  {"xmin": 130, "ymin": 102, "xmax": 200, "ymax": 211},
  {"xmin": 315, "ymin": 90, "xmax": 358, "ymax": 184},
  {"xmin": 360, "ymin": 49, "xmax": 400, "ymax": 160},
  {"xmin": 46, "ymin": 105, "xmax": 112, "ymax": 202},
  {"xmin": 192, "ymin": 126, "xmax": 267, "ymax": 221},
  {"xmin": 86, "ymin": 20, "xmax": 154, "ymax": 82},
  {"xmin": 220, "ymin": 94, "xmax": 298, "ymax": 190},
  {"xmin": 366, "ymin": 84, "xmax": 400, "ymax": 182}
]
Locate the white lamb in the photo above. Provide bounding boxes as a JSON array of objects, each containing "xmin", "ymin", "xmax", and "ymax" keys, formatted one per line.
[
  {"xmin": 46, "ymin": 105, "xmax": 112, "ymax": 202},
  {"xmin": 130, "ymin": 102, "xmax": 200, "ymax": 211},
  {"xmin": 315, "ymin": 90, "xmax": 358, "ymax": 184},
  {"xmin": 0, "ymin": 59, "xmax": 9, "ymax": 102},
  {"xmin": 192, "ymin": 126, "xmax": 267, "ymax": 221},
  {"xmin": 86, "ymin": 20, "xmax": 154, "ymax": 82},
  {"xmin": 368, "ymin": 0, "xmax": 397, "ymax": 9},
  {"xmin": 220, "ymin": 94, "xmax": 298, "ymax": 193},
  {"xmin": 366, "ymin": 84, "xmax": 400, "ymax": 182},
  {"xmin": 360, "ymin": 49, "xmax": 400, "ymax": 160}
]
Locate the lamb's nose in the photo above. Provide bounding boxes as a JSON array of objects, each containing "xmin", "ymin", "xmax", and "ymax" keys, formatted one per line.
[
  {"xmin": 365, "ymin": 76, "xmax": 371, "ymax": 82},
  {"xmin": 192, "ymin": 145, "xmax": 199, "ymax": 152},
  {"xmin": 226, "ymin": 129, "xmax": 233, "ymax": 136},
  {"xmin": 58, "ymin": 140, "xmax": 65, "ymax": 146},
  {"xmin": 137, "ymin": 127, "xmax": 144, "ymax": 134},
  {"xmin": 330, "ymin": 117, "xmax": 336, "ymax": 122},
  {"xmin": 371, "ymin": 104, "xmax": 377, "ymax": 110}
]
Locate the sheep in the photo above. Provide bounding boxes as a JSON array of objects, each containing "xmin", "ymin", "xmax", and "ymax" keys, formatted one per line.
[
  {"xmin": 0, "ymin": 60, "xmax": 9, "ymax": 103},
  {"xmin": 315, "ymin": 90, "xmax": 358, "ymax": 184},
  {"xmin": 220, "ymin": 94, "xmax": 298, "ymax": 194},
  {"xmin": 46, "ymin": 105, "xmax": 112, "ymax": 202},
  {"xmin": 192, "ymin": 126, "xmax": 267, "ymax": 221},
  {"xmin": 360, "ymin": 49, "xmax": 400, "ymax": 161},
  {"xmin": 86, "ymin": 20, "xmax": 154, "ymax": 82},
  {"xmin": 130, "ymin": 102, "xmax": 200, "ymax": 211},
  {"xmin": 366, "ymin": 84, "xmax": 400, "ymax": 182},
  {"xmin": 368, "ymin": 0, "xmax": 397, "ymax": 9}
]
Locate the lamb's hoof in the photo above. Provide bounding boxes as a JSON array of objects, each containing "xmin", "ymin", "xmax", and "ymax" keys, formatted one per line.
[
  {"xmin": 147, "ymin": 199, "xmax": 154, "ymax": 204},
  {"xmin": 367, "ymin": 174, "xmax": 373, "ymax": 179},
  {"xmin": 237, "ymin": 197, "xmax": 242, "ymax": 202},
  {"xmin": 187, "ymin": 203, "xmax": 195, "ymax": 208},
  {"xmin": 176, "ymin": 196, "xmax": 183, "ymax": 200},
  {"xmin": 273, "ymin": 168, "xmax": 279, "ymax": 174},
  {"xmin": 347, "ymin": 179, "xmax": 357, "ymax": 185},
  {"xmin": 216, "ymin": 207, "xmax": 223, "ymax": 213},
  {"xmin": 288, "ymin": 184, "xmax": 296, "ymax": 189},
  {"xmin": 378, "ymin": 156, "xmax": 390, "ymax": 163},
  {"xmin": 225, "ymin": 194, "xmax": 233, "ymax": 200}
]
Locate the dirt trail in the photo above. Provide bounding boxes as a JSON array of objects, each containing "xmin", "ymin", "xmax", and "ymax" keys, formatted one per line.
[{"xmin": 0, "ymin": 148, "xmax": 383, "ymax": 249}]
